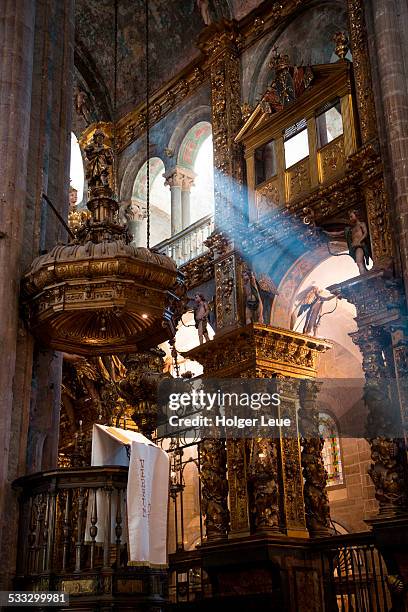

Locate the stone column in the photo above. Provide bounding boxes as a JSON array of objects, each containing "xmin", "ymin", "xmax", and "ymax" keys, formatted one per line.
[
  {"xmin": 365, "ymin": 0, "xmax": 408, "ymax": 300},
  {"xmin": 120, "ymin": 198, "xmax": 147, "ymax": 246},
  {"xmin": 299, "ymin": 380, "xmax": 331, "ymax": 537},
  {"xmin": 0, "ymin": 0, "xmax": 75, "ymax": 588},
  {"xmin": 164, "ymin": 168, "xmax": 183, "ymax": 235},
  {"xmin": 0, "ymin": 4, "xmax": 36, "ymax": 587},
  {"xmin": 181, "ymin": 171, "xmax": 195, "ymax": 229}
]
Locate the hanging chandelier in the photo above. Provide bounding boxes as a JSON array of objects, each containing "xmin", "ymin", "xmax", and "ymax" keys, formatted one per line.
[{"xmin": 22, "ymin": 0, "xmax": 185, "ymax": 355}]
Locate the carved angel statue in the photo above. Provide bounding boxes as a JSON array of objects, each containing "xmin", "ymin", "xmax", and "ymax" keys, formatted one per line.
[
  {"xmin": 323, "ymin": 209, "xmax": 372, "ymax": 275},
  {"xmin": 84, "ymin": 129, "xmax": 113, "ymax": 190},
  {"xmin": 257, "ymin": 273, "xmax": 279, "ymax": 325},
  {"xmin": 242, "ymin": 268, "xmax": 264, "ymax": 325},
  {"xmin": 74, "ymin": 87, "xmax": 93, "ymax": 125},
  {"xmin": 291, "ymin": 284, "xmax": 339, "ymax": 337}
]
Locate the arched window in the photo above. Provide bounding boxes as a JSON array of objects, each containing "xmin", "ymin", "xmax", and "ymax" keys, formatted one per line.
[
  {"xmin": 177, "ymin": 121, "xmax": 214, "ymax": 225},
  {"xmin": 69, "ymin": 132, "xmax": 85, "ymax": 205},
  {"xmin": 132, "ymin": 157, "xmax": 170, "ymax": 247},
  {"xmin": 319, "ymin": 412, "xmax": 344, "ymax": 487}
]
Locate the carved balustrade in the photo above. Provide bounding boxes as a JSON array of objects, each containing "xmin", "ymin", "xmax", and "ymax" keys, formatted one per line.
[
  {"xmin": 13, "ymin": 467, "xmax": 167, "ymax": 607},
  {"xmin": 156, "ymin": 214, "xmax": 214, "ymax": 267}
]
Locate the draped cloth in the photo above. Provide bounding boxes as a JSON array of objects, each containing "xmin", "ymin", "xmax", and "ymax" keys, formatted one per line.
[{"xmin": 91, "ymin": 424, "xmax": 169, "ymax": 567}]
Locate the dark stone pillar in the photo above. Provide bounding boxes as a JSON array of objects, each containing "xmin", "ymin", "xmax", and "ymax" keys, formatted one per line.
[
  {"xmin": 0, "ymin": 0, "xmax": 74, "ymax": 588},
  {"xmin": 365, "ymin": 0, "xmax": 408, "ymax": 299},
  {"xmin": 0, "ymin": 0, "xmax": 37, "ymax": 590},
  {"xmin": 23, "ymin": 0, "xmax": 75, "ymax": 476}
]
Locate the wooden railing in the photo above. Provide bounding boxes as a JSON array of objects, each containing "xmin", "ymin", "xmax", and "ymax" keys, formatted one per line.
[
  {"xmin": 315, "ymin": 532, "xmax": 392, "ymax": 611},
  {"xmin": 167, "ymin": 533, "xmax": 392, "ymax": 610},
  {"xmin": 13, "ymin": 467, "xmax": 167, "ymax": 609}
]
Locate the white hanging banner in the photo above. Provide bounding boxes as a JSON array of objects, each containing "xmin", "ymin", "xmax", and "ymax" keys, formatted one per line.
[{"xmin": 91, "ymin": 424, "xmax": 169, "ymax": 567}]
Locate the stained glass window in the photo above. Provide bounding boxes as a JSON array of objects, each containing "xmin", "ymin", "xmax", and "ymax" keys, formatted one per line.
[{"xmin": 319, "ymin": 412, "xmax": 344, "ymax": 486}]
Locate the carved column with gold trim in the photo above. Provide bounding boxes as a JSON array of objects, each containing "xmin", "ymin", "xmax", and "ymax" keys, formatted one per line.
[
  {"xmin": 185, "ymin": 324, "xmax": 332, "ymax": 539},
  {"xmin": 227, "ymin": 437, "xmax": 251, "ymax": 536},
  {"xmin": 277, "ymin": 377, "xmax": 309, "ymax": 538},
  {"xmin": 247, "ymin": 437, "xmax": 281, "ymax": 534},
  {"xmin": 347, "ymin": 0, "xmax": 378, "ymax": 144},
  {"xmin": 199, "ymin": 21, "xmax": 246, "ymax": 340},
  {"xmin": 329, "ymin": 272, "xmax": 408, "ymax": 517},
  {"xmin": 198, "ymin": 20, "xmax": 244, "ymax": 229},
  {"xmin": 299, "ymin": 380, "xmax": 331, "ymax": 537},
  {"xmin": 347, "ymin": 0, "xmax": 397, "ymax": 270},
  {"xmin": 330, "ymin": 271, "xmax": 408, "ymax": 606},
  {"xmin": 199, "ymin": 438, "xmax": 229, "ymax": 541}
]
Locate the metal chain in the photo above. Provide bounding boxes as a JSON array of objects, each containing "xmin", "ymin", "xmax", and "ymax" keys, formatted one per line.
[
  {"xmin": 113, "ymin": 0, "xmax": 118, "ymax": 196},
  {"xmin": 145, "ymin": 0, "xmax": 150, "ymax": 248}
]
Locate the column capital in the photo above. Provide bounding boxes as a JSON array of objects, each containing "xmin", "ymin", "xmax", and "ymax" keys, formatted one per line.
[
  {"xmin": 163, "ymin": 166, "xmax": 195, "ymax": 190},
  {"xmin": 118, "ymin": 198, "xmax": 147, "ymax": 223},
  {"xmin": 197, "ymin": 19, "xmax": 240, "ymax": 59}
]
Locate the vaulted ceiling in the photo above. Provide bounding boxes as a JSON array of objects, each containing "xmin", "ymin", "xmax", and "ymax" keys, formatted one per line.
[{"xmin": 75, "ymin": 0, "xmax": 263, "ymax": 120}]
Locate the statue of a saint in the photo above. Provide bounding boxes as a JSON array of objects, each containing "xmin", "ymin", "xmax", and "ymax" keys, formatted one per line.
[
  {"xmin": 84, "ymin": 130, "xmax": 113, "ymax": 190},
  {"xmin": 243, "ymin": 269, "xmax": 264, "ymax": 324},
  {"xmin": 292, "ymin": 284, "xmax": 338, "ymax": 337},
  {"xmin": 193, "ymin": 293, "xmax": 210, "ymax": 344}
]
